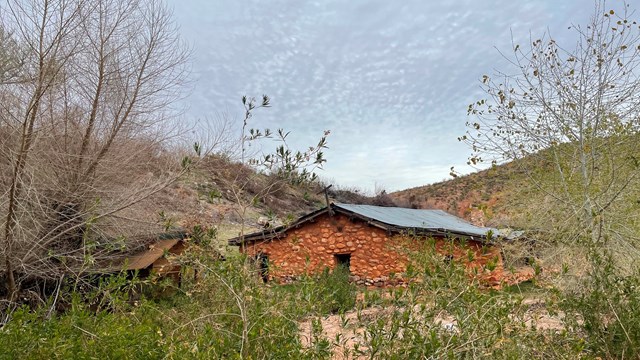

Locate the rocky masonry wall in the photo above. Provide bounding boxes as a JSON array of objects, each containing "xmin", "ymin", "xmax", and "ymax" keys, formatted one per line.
[{"xmin": 240, "ymin": 213, "xmax": 503, "ymax": 286}]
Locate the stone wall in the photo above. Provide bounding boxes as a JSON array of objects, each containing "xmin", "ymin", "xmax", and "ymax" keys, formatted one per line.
[{"xmin": 240, "ymin": 212, "xmax": 503, "ymax": 286}]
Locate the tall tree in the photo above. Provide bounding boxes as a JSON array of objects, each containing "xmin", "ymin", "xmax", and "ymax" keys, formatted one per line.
[
  {"xmin": 0, "ymin": 0, "xmax": 189, "ymax": 298},
  {"xmin": 462, "ymin": 2, "xmax": 640, "ymax": 265}
]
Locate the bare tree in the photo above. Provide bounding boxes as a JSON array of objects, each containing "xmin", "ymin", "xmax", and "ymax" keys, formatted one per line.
[
  {"xmin": 462, "ymin": 1, "xmax": 640, "ymax": 265},
  {"xmin": 0, "ymin": 0, "xmax": 190, "ymax": 299},
  {"xmin": 0, "ymin": 23, "xmax": 23, "ymax": 84}
]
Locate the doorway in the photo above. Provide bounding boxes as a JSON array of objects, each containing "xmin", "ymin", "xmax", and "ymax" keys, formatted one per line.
[
  {"xmin": 334, "ymin": 253, "xmax": 351, "ymax": 273},
  {"xmin": 257, "ymin": 253, "xmax": 269, "ymax": 283}
]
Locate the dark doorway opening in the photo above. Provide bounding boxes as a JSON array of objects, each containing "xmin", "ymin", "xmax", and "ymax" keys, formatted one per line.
[
  {"xmin": 335, "ymin": 253, "xmax": 351, "ymax": 273},
  {"xmin": 257, "ymin": 253, "xmax": 269, "ymax": 283}
]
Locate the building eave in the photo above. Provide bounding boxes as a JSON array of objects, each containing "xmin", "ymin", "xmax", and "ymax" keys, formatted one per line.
[{"xmin": 227, "ymin": 203, "xmax": 495, "ymax": 246}]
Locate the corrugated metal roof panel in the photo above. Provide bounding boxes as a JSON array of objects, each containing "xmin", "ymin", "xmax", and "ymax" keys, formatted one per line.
[{"xmin": 334, "ymin": 203, "xmax": 494, "ymax": 237}]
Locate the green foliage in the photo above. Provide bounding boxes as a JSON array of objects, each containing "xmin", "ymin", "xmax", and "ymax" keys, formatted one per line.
[
  {"xmin": 561, "ymin": 251, "xmax": 640, "ymax": 358},
  {"xmin": 9, "ymin": 247, "xmax": 640, "ymax": 358},
  {"xmin": 282, "ymin": 266, "xmax": 357, "ymax": 316},
  {"xmin": 0, "ymin": 257, "xmax": 336, "ymax": 358},
  {"xmin": 181, "ymin": 156, "xmax": 192, "ymax": 170},
  {"xmin": 205, "ymin": 189, "xmax": 222, "ymax": 203},
  {"xmin": 193, "ymin": 142, "xmax": 202, "ymax": 157},
  {"xmin": 358, "ymin": 246, "xmax": 585, "ymax": 359},
  {"xmin": 1, "ymin": 303, "xmax": 168, "ymax": 359},
  {"xmin": 305, "ymin": 318, "xmax": 333, "ymax": 358},
  {"xmin": 0, "ymin": 275, "xmax": 164, "ymax": 359},
  {"xmin": 157, "ymin": 211, "xmax": 176, "ymax": 231},
  {"xmin": 189, "ymin": 224, "xmax": 216, "ymax": 247},
  {"xmin": 169, "ymin": 255, "xmax": 304, "ymax": 359},
  {"xmin": 241, "ymin": 95, "xmax": 329, "ymax": 187}
]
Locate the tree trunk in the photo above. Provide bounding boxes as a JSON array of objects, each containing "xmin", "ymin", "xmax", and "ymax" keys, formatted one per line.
[{"xmin": 4, "ymin": 257, "xmax": 16, "ymax": 300}]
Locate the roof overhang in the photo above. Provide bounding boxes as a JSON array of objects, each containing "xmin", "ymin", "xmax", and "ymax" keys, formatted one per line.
[{"xmin": 228, "ymin": 204, "xmax": 496, "ymax": 246}]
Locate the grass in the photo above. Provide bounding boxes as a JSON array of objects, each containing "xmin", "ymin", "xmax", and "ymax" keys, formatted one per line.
[
  {"xmin": 501, "ymin": 279, "xmax": 542, "ymax": 295},
  {"xmin": 2, "ymin": 250, "xmax": 639, "ymax": 359}
]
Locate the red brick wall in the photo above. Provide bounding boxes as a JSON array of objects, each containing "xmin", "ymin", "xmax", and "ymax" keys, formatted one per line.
[{"xmin": 240, "ymin": 213, "xmax": 503, "ymax": 286}]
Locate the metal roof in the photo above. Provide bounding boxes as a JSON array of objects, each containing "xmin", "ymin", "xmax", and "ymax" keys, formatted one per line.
[
  {"xmin": 334, "ymin": 203, "xmax": 495, "ymax": 238},
  {"xmin": 228, "ymin": 203, "xmax": 497, "ymax": 245}
]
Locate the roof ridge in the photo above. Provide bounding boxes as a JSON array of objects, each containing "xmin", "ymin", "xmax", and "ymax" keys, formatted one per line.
[{"xmin": 229, "ymin": 203, "xmax": 495, "ymax": 246}]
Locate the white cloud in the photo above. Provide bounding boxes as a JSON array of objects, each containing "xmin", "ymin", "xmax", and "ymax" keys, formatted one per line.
[{"xmin": 168, "ymin": 0, "xmax": 597, "ymax": 190}]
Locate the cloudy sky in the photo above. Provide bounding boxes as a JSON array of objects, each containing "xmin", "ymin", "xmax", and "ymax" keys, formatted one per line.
[{"xmin": 167, "ymin": 0, "xmax": 598, "ymax": 192}]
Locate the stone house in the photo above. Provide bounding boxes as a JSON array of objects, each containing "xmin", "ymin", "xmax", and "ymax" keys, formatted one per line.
[{"xmin": 228, "ymin": 203, "xmax": 505, "ymax": 286}]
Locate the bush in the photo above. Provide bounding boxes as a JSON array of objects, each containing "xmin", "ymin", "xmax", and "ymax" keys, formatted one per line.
[
  {"xmin": 562, "ymin": 252, "xmax": 640, "ymax": 358},
  {"xmin": 356, "ymin": 244, "xmax": 586, "ymax": 358},
  {"xmin": 2, "ymin": 247, "xmax": 626, "ymax": 359},
  {"xmin": 0, "ymin": 296, "xmax": 167, "ymax": 359},
  {"xmin": 283, "ymin": 265, "xmax": 357, "ymax": 316}
]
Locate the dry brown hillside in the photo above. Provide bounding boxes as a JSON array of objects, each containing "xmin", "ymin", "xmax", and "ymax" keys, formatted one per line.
[
  {"xmin": 391, "ymin": 162, "xmax": 528, "ymax": 227},
  {"xmin": 143, "ymin": 154, "xmax": 393, "ymax": 247}
]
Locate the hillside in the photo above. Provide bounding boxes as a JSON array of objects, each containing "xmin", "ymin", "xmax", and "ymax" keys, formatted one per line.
[
  {"xmin": 145, "ymin": 154, "xmax": 396, "ymax": 248},
  {"xmin": 391, "ymin": 162, "xmax": 529, "ymax": 227},
  {"xmin": 152, "ymin": 154, "xmax": 529, "ymax": 245}
]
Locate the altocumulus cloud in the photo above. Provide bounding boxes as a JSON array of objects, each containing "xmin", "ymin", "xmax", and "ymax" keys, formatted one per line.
[{"xmin": 169, "ymin": 0, "xmax": 592, "ymax": 191}]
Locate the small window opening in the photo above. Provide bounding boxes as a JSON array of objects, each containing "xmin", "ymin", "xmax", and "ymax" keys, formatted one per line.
[
  {"xmin": 335, "ymin": 253, "xmax": 351, "ymax": 273},
  {"xmin": 257, "ymin": 253, "xmax": 269, "ymax": 283}
]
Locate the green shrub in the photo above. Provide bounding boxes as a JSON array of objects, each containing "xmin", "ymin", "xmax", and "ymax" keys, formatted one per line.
[
  {"xmin": 284, "ymin": 266, "xmax": 357, "ymax": 316},
  {"xmin": 562, "ymin": 252, "xmax": 640, "ymax": 358},
  {"xmin": 356, "ymin": 242, "xmax": 587, "ymax": 359},
  {"xmin": 1, "ymin": 247, "xmax": 617, "ymax": 359},
  {"xmin": 0, "ymin": 297, "xmax": 166, "ymax": 359}
]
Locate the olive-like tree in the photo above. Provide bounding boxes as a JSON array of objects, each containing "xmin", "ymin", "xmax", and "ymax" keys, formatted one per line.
[{"xmin": 462, "ymin": 2, "xmax": 640, "ymax": 265}]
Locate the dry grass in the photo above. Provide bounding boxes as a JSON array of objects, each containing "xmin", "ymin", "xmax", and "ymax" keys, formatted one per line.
[{"xmin": 391, "ymin": 162, "xmax": 530, "ymax": 227}]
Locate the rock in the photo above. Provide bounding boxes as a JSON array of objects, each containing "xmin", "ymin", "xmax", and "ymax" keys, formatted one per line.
[{"xmin": 258, "ymin": 216, "xmax": 270, "ymax": 227}]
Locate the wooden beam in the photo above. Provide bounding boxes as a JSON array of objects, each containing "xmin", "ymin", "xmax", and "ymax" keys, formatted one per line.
[{"xmin": 317, "ymin": 184, "xmax": 333, "ymax": 216}]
